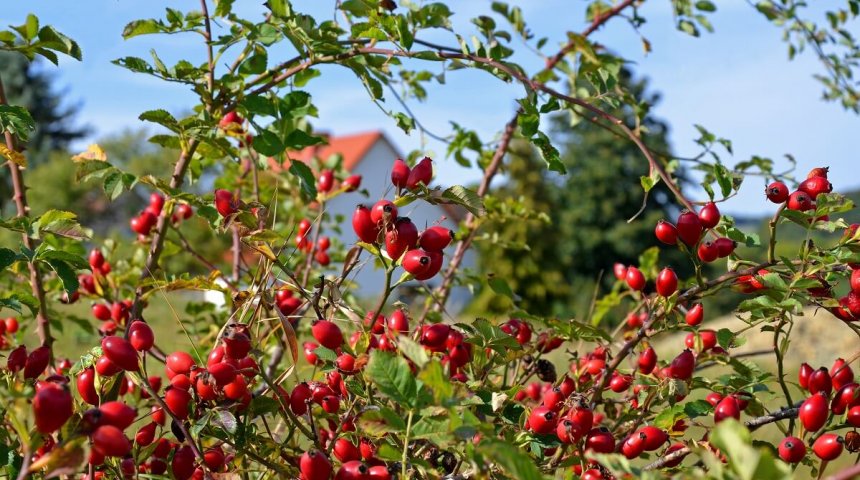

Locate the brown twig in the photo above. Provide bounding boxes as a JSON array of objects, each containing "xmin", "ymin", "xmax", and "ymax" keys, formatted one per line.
[
  {"xmin": 546, "ymin": 0, "xmax": 639, "ymax": 69},
  {"xmin": 171, "ymin": 227, "xmax": 239, "ymax": 292},
  {"xmin": 643, "ymin": 402, "xmax": 802, "ymax": 471},
  {"xmin": 129, "ymin": 140, "xmax": 199, "ymax": 326},
  {"xmin": 0, "ymin": 75, "xmax": 52, "ymax": 351}
]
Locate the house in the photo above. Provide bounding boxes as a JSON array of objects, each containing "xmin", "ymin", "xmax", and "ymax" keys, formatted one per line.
[{"xmin": 274, "ymin": 131, "xmax": 477, "ymax": 314}]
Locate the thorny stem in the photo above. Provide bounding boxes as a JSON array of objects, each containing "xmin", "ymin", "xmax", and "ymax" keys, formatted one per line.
[
  {"xmin": 129, "ymin": 139, "xmax": 200, "ymax": 327},
  {"xmin": 172, "ymin": 227, "xmax": 239, "ymax": 292},
  {"xmin": 0, "ymin": 75, "xmax": 52, "ymax": 352},
  {"xmin": 643, "ymin": 402, "xmax": 802, "ymax": 471}
]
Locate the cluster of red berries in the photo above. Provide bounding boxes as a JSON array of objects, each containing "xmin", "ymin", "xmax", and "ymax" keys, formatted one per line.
[
  {"xmin": 129, "ymin": 193, "xmax": 193, "ymax": 239},
  {"xmin": 69, "ymin": 321, "xmax": 253, "ymax": 478},
  {"xmin": 219, "ymin": 110, "xmax": 253, "ymax": 147},
  {"xmin": 613, "ymin": 263, "xmax": 681, "ymax": 298},
  {"xmin": 10, "ymin": 307, "xmax": 258, "ymax": 479},
  {"xmin": 830, "ymin": 261, "xmax": 860, "ymax": 321},
  {"xmin": 294, "ymin": 218, "xmax": 335, "ymax": 267},
  {"xmin": 0, "ymin": 316, "xmax": 20, "ymax": 348},
  {"xmin": 771, "ymin": 358, "xmax": 860, "ymax": 463},
  {"xmin": 290, "ymin": 315, "xmax": 416, "ymax": 480},
  {"xmin": 316, "ymin": 168, "xmax": 362, "ymax": 195},
  {"xmin": 352, "ymin": 157, "xmax": 454, "ymax": 281},
  {"xmin": 766, "ymin": 166, "xmax": 832, "ymax": 212},
  {"xmin": 654, "ymin": 202, "xmax": 737, "ymax": 263}
]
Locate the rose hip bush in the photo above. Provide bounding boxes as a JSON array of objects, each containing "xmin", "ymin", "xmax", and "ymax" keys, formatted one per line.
[{"xmin": 1, "ymin": 2, "xmax": 860, "ymax": 480}]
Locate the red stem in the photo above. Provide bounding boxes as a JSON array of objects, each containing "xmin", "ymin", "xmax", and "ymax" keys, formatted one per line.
[{"xmin": 0, "ymin": 75, "xmax": 52, "ymax": 351}]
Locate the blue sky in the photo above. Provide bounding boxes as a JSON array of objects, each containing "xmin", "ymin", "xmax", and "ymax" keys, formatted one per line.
[{"xmin": 3, "ymin": 1, "xmax": 858, "ymax": 216}]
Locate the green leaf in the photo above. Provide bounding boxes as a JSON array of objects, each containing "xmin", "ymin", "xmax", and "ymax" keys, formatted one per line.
[
  {"xmin": 267, "ymin": 0, "xmax": 289, "ymax": 16},
  {"xmin": 288, "ymin": 160, "xmax": 318, "ymax": 199},
  {"xmin": 36, "ymin": 25, "xmax": 82, "ymax": 61},
  {"xmin": 252, "ymin": 130, "xmax": 285, "ymax": 156},
  {"xmin": 488, "ymin": 276, "xmax": 515, "ymax": 298},
  {"xmin": 684, "ymin": 399, "xmax": 713, "ymax": 418},
  {"xmin": 293, "ymin": 68, "xmax": 320, "ymax": 88},
  {"xmin": 32, "ymin": 210, "xmax": 91, "ymax": 240},
  {"xmin": 710, "ymin": 419, "xmax": 791, "ymax": 480},
  {"xmin": 0, "ymin": 248, "xmax": 20, "ymax": 272},
  {"xmin": 313, "ymin": 346, "xmax": 338, "ymax": 363},
  {"xmin": 37, "ymin": 249, "xmax": 89, "ymax": 270},
  {"xmin": 241, "ymin": 95, "xmax": 277, "ymax": 117},
  {"xmin": 696, "ymin": 1, "xmax": 717, "ymax": 12},
  {"xmin": 637, "ymin": 246, "xmax": 660, "ymax": 278},
  {"xmin": 440, "ymin": 185, "xmax": 485, "ymax": 216},
  {"xmin": 138, "ymin": 109, "xmax": 179, "ymax": 131},
  {"xmin": 714, "ymin": 164, "xmax": 733, "ymax": 198},
  {"xmin": 653, "ymin": 403, "xmax": 685, "ymax": 429},
  {"xmin": 418, "ymin": 360, "xmax": 453, "ymax": 404},
  {"xmin": 640, "ymin": 169, "xmax": 660, "ymax": 192},
  {"xmin": 397, "ymin": 337, "xmax": 429, "ymax": 368},
  {"xmin": 25, "ymin": 14, "xmax": 39, "ymax": 40},
  {"xmin": 341, "ymin": 0, "xmax": 372, "ymax": 16},
  {"xmin": 478, "ymin": 439, "xmax": 545, "ymax": 480},
  {"xmin": 284, "ymin": 130, "xmax": 324, "ymax": 150},
  {"xmin": 211, "ymin": 409, "xmax": 238, "ymax": 434},
  {"xmin": 239, "ymin": 50, "xmax": 268, "ymax": 75},
  {"xmin": 0, "ymin": 105, "xmax": 36, "ymax": 142},
  {"xmin": 357, "ymin": 407, "xmax": 406, "ymax": 436},
  {"xmin": 532, "ymin": 131, "xmax": 566, "ymax": 174},
  {"xmin": 122, "ymin": 19, "xmax": 165, "ymax": 39},
  {"xmin": 716, "ymin": 328, "xmax": 735, "ymax": 349},
  {"xmin": 410, "ymin": 416, "xmax": 451, "ymax": 442},
  {"xmin": 0, "ymin": 293, "xmax": 39, "ymax": 316},
  {"xmin": 44, "ymin": 258, "xmax": 78, "ymax": 294},
  {"xmin": 214, "ymin": 0, "xmax": 236, "ymax": 16},
  {"xmin": 366, "ymin": 351, "xmax": 417, "ymax": 407}
]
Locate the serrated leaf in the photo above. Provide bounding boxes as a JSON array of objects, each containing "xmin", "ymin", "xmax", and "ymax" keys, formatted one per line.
[
  {"xmin": 440, "ymin": 185, "xmax": 485, "ymax": 216},
  {"xmin": 684, "ymin": 399, "xmax": 713, "ymax": 418},
  {"xmin": 37, "ymin": 249, "xmax": 88, "ymax": 270},
  {"xmin": 357, "ymin": 407, "xmax": 406, "ymax": 436},
  {"xmin": 284, "ymin": 130, "xmax": 324, "ymax": 150},
  {"xmin": 418, "ymin": 360, "xmax": 453, "ymax": 405},
  {"xmin": 653, "ymin": 403, "xmax": 685, "ymax": 429},
  {"xmin": 138, "ymin": 109, "xmax": 179, "ymax": 131},
  {"xmin": 478, "ymin": 439, "xmax": 544, "ymax": 480},
  {"xmin": 397, "ymin": 337, "xmax": 429, "ymax": 368},
  {"xmin": 288, "ymin": 160, "xmax": 317, "ymax": 199},
  {"xmin": 366, "ymin": 351, "xmax": 417, "ymax": 407},
  {"xmin": 33, "ymin": 210, "xmax": 91, "ymax": 240},
  {"xmin": 211, "ymin": 410, "xmax": 237, "ymax": 434},
  {"xmin": 716, "ymin": 328, "xmax": 735, "ymax": 349},
  {"xmin": 0, "ymin": 105, "xmax": 35, "ymax": 143},
  {"xmin": 45, "ymin": 259, "xmax": 79, "ymax": 294}
]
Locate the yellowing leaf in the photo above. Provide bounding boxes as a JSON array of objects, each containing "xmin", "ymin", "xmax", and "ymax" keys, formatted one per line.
[
  {"xmin": 0, "ymin": 144, "xmax": 26, "ymax": 167},
  {"xmin": 29, "ymin": 437, "xmax": 88, "ymax": 477},
  {"xmin": 71, "ymin": 144, "xmax": 107, "ymax": 162}
]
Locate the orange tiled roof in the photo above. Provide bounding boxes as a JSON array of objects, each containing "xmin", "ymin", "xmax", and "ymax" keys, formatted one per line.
[
  {"xmin": 268, "ymin": 130, "xmax": 468, "ymax": 223},
  {"xmin": 270, "ymin": 131, "xmax": 385, "ymax": 172}
]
